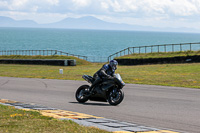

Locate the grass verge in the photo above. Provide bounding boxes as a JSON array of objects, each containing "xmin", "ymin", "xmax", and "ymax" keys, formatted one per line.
[
  {"xmin": 115, "ymin": 50, "xmax": 200, "ymax": 59},
  {"xmin": 0, "ymin": 63, "xmax": 199, "ymax": 88},
  {"xmin": 0, "ymin": 55, "xmax": 92, "ymax": 65},
  {"xmin": 0, "ymin": 104, "xmax": 110, "ymax": 133}
]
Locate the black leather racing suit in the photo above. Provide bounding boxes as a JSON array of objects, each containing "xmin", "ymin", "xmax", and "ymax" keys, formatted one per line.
[{"xmin": 89, "ymin": 64, "xmax": 115, "ymax": 91}]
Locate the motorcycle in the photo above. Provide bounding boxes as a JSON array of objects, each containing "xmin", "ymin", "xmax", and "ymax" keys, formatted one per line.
[{"xmin": 75, "ymin": 74, "xmax": 125, "ymax": 106}]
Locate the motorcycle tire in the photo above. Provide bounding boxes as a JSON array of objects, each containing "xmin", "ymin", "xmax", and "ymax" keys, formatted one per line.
[
  {"xmin": 107, "ymin": 89, "xmax": 124, "ymax": 106},
  {"xmin": 75, "ymin": 85, "xmax": 90, "ymax": 103}
]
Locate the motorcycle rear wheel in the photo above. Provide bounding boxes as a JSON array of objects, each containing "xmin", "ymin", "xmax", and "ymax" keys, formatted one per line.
[
  {"xmin": 75, "ymin": 85, "xmax": 90, "ymax": 103},
  {"xmin": 108, "ymin": 89, "xmax": 124, "ymax": 106}
]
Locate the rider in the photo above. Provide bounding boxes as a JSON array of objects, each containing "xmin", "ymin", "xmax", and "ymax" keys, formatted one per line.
[{"xmin": 89, "ymin": 60, "xmax": 118, "ymax": 93}]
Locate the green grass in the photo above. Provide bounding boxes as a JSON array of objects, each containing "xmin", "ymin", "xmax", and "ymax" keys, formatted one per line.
[
  {"xmin": 0, "ymin": 55, "xmax": 92, "ymax": 65},
  {"xmin": 115, "ymin": 50, "xmax": 200, "ymax": 59},
  {"xmin": 0, "ymin": 63, "xmax": 199, "ymax": 88},
  {"xmin": 117, "ymin": 63, "xmax": 200, "ymax": 88},
  {"xmin": 0, "ymin": 104, "xmax": 110, "ymax": 133}
]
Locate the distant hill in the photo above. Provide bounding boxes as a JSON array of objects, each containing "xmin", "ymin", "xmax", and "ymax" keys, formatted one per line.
[
  {"xmin": 0, "ymin": 16, "xmax": 38, "ymax": 27},
  {"xmin": 0, "ymin": 16, "xmax": 198, "ymax": 33},
  {"xmin": 43, "ymin": 16, "xmax": 157, "ymax": 31}
]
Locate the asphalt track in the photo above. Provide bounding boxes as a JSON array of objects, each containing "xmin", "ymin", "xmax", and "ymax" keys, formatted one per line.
[{"xmin": 0, "ymin": 77, "xmax": 200, "ymax": 133}]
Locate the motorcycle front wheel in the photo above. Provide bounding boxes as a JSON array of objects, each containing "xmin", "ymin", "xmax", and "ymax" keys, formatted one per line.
[
  {"xmin": 75, "ymin": 85, "xmax": 90, "ymax": 103},
  {"xmin": 108, "ymin": 89, "xmax": 124, "ymax": 106}
]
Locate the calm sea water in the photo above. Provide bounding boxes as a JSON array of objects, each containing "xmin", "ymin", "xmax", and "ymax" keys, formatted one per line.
[{"xmin": 0, "ymin": 27, "xmax": 200, "ymax": 62}]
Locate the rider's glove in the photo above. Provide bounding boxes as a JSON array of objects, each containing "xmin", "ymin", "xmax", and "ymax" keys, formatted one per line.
[{"xmin": 107, "ymin": 76, "xmax": 114, "ymax": 80}]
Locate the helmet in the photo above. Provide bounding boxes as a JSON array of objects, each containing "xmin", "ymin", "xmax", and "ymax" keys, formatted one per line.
[{"xmin": 109, "ymin": 60, "xmax": 118, "ymax": 70}]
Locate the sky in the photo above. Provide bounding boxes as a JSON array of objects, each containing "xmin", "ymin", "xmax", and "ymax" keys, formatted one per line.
[{"xmin": 0, "ymin": 0, "xmax": 200, "ymax": 30}]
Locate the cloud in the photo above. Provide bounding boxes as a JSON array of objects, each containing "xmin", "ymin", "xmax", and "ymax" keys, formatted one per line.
[
  {"xmin": 72, "ymin": 0, "xmax": 91, "ymax": 8},
  {"xmin": 1, "ymin": 0, "xmax": 200, "ymax": 16},
  {"xmin": 0, "ymin": 0, "xmax": 200, "ymax": 29},
  {"xmin": 102, "ymin": 0, "xmax": 200, "ymax": 17}
]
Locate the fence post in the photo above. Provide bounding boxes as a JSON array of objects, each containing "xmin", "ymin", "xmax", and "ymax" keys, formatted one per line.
[
  {"xmin": 128, "ymin": 48, "xmax": 130, "ymax": 55},
  {"xmin": 180, "ymin": 44, "xmax": 182, "ymax": 51},
  {"xmin": 139, "ymin": 47, "xmax": 141, "ymax": 54},
  {"xmin": 145, "ymin": 46, "xmax": 147, "ymax": 53},
  {"xmin": 172, "ymin": 44, "xmax": 174, "ymax": 52},
  {"xmin": 190, "ymin": 43, "xmax": 192, "ymax": 51}
]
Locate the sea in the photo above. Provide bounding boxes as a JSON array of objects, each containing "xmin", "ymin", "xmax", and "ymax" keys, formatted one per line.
[{"xmin": 0, "ymin": 27, "xmax": 200, "ymax": 62}]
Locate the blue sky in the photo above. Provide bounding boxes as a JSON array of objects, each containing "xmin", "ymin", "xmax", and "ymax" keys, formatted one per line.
[{"xmin": 0, "ymin": 0, "xmax": 200, "ymax": 30}]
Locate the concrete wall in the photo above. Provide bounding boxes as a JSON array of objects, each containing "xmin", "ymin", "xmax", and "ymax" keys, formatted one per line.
[
  {"xmin": 0, "ymin": 59, "xmax": 76, "ymax": 66},
  {"xmin": 116, "ymin": 55, "xmax": 200, "ymax": 65}
]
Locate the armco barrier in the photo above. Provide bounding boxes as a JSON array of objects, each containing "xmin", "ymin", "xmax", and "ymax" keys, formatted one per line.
[{"xmin": 0, "ymin": 59, "xmax": 76, "ymax": 66}]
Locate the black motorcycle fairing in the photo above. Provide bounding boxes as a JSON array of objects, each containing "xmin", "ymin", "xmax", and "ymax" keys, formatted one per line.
[
  {"xmin": 82, "ymin": 74, "xmax": 124, "ymax": 88},
  {"xmin": 82, "ymin": 75, "xmax": 94, "ymax": 84},
  {"xmin": 114, "ymin": 78, "xmax": 125, "ymax": 88},
  {"xmin": 82, "ymin": 75, "xmax": 123, "ymax": 93}
]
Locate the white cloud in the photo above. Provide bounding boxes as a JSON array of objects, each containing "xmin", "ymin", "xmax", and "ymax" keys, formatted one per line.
[
  {"xmin": 3, "ymin": 0, "xmax": 28, "ymax": 10},
  {"xmin": 0, "ymin": 1, "xmax": 8, "ymax": 8},
  {"xmin": 45, "ymin": 0, "xmax": 59, "ymax": 6},
  {"xmin": 1, "ymin": 0, "xmax": 200, "ymax": 16},
  {"xmin": 1, "ymin": 0, "xmax": 200, "ymax": 29},
  {"xmin": 167, "ymin": 0, "xmax": 199, "ymax": 16},
  {"xmin": 72, "ymin": 0, "xmax": 91, "ymax": 7},
  {"xmin": 101, "ymin": 2, "xmax": 109, "ymax": 10}
]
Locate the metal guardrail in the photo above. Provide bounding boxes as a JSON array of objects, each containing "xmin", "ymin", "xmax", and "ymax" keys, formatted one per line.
[
  {"xmin": 108, "ymin": 42, "xmax": 200, "ymax": 62},
  {"xmin": 0, "ymin": 50, "xmax": 88, "ymax": 61},
  {"xmin": 1, "ymin": 42, "xmax": 200, "ymax": 63},
  {"xmin": 0, "ymin": 50, "xmax": 108, "ymax": 63}
]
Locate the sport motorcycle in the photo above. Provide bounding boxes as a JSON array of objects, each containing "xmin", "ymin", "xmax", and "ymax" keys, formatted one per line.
[{"xmin": 75, "ymin": 74, "xmax": 125, "ymax": 106}]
